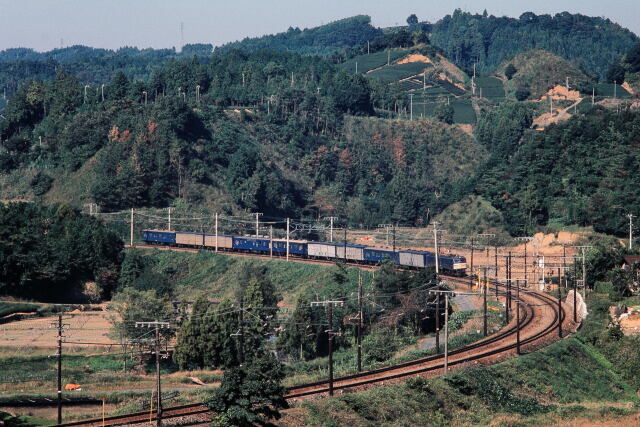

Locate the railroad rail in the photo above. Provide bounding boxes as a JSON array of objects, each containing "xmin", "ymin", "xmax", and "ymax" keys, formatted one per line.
[{"xmin": 59, "ymin": 275, "xmax": 569, "ymax": 426}]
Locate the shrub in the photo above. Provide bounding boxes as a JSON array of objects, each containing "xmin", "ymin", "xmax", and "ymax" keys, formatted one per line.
[
  {"xmin": 30, "ymin": 172, "xmax": 53, "ymax": 196},
  {"xmin": 515, "ymin": 88, "xmax": 531, "ymax": 101}
]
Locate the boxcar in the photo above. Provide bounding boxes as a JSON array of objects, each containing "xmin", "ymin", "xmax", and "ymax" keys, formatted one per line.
[
  {"xmin": 142, "ymin": 229, "xmax": 176, "ymax": 244},
  {"xmin": 399, "ymin": 250, "xmax": 427, "ymax": 268},
  {"xmin": 363, "ymin": 248, "xmax": 399, "ymax": 264},
  {"xmin": 307, "ymin": 242, "xmax": 337, "ymax": 259},
  {"xmin": 272, "ymin": 240, "xmax": 307, "ymax": 256},
  {"xmin": 336, "ymin": 244, "xmax": 366, "ymax": 261},
  {"xmin": 203, "ymin": 234, "xmax": 233, "ymax": 249},
  {"xmin": 232, "ymin": 237, "xmax": 271, "ymax": 253},
  {"xmin": 175, "ymin": 231, "xmax": 205, "ymax": 246}
]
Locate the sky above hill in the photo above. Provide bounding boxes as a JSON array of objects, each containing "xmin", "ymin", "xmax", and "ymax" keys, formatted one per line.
[{"xmin": 0, "ymin": 0, "xmax": 638, "ymax": 52}]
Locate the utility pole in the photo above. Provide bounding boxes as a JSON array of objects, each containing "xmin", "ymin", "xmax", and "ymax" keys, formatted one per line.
[
  {"xmin": 310, "ymin": 301, "xmax": 344, "ymax": 396},
  {"xmin": 130, "ymin": 208, "xmax": 134, "ymax": 247},
  {"xmin": 357, "ymin": 273, "xmax": 363, "ymax": 372},
  {"xmin": 286, "ymin": 218, "xmax": 290, "ymax": 261},
  {"xmin": 167, "ymin": 207, "xmax": 171, "ymax": 231},
  {"xmin": 504, "ymin": 255, "xmax": 510, "ymax": 323},
  {"xmin": 343, "ymin": 226, "xmax": 348, "ymax": 262},
  {"xmin": 573, "ymin": 257, "xmax": 578, "ymax": 322},
  {"xmin": 516, "ymin": 279, "xmax": 521, "ymax": 354},
  {"xmin": 435, "ymin": 292, "xmax": 440, "ymax": 353},
  {"xmin": 516, "ymin": 237, "xmax": 534, "ymax": 286},
  {"xmin": 409, "ymin": 93, "xmax": 414, "ymax": 121},
  {"xmin": 627, "ymin": 214, "xmax": 635, "ymax": 249},
  {"xmin": 253, "ymin": 212, "xmax": 263, "ymax": 237},
  {"xmin": 392, "ymin": 224, "xmax": 396, "ymax": 253},
  {"xmin": 135, "ymin": 321, "xmax": 171, "ymax": 427},
  {"xmin": 378, "ymin": 224, "xmax": 392, "ymax": 246},
  {"xmin": 494, "ymin": 245, "xmax": 498, "ymax": 285},
  {"xmin": 269, "ymin": 225, "xmax": 273, "ymax": 258},
  {"xmin": 429, "ymin": 289, "xmax": 454, "ymax": 374},
  {"xmin": 483, "ymin": 268, "xmax": 488, "ymax": 337},
  {"xmin": 470, "ymin": 236, "xmax": 474, "ymax": 281},
  {"xmin": 557, "ymin": 282, "xmax": 563, "ymax": 338},
  {"xmin": 326, "ymin": 217, "xmax": 338, "ymax": 242},
  {"xmin": 53, "ymin": 314, "xmax": 68, "ymax": 425},
  {"xmin": 432, "ymin": 222, "xmax": 441, "ymax": 274},
  {"xmin": 214, "ymin": 213, "xmax": 218, "ymax": 252}
]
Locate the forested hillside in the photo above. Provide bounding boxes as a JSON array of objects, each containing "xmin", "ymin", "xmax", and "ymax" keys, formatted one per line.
[
  {"xmin": 430, "ymin": 10, "xmax": 638, "ymax": 78},
  {"xmin": 213, "ymin": 15, "xmax": 381, "ymax": 56}
]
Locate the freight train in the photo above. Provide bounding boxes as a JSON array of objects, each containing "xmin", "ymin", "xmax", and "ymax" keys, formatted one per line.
[{"xmin": 141, "ymin": 229, "xmax": 467, "ymax": 276}]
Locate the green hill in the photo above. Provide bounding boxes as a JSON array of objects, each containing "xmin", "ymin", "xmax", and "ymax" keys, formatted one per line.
[
  {"xmin": 430, "ymin": 10, "xmax": 639, "ymax": 78},
  {"xmin": 498, "ymin": 49, "xmax": 592, "ymax": 98},
  {"xmin": 214, "ymin": 15, "xmax": 381, "ymax": 56}
]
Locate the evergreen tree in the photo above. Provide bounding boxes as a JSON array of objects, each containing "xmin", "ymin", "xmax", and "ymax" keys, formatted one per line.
[
  {"xmin": 207, "ymin": 351, "xmax": 288, "ymax": 427},
  {"xmin": 173, "ymin": 296, "xmax": 209, "ymax": 369}
]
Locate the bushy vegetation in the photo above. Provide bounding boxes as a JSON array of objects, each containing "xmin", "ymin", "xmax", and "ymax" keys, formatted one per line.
[{"xmin": 0, "ymin": 202, "xmax": 122, "ymax": 300}]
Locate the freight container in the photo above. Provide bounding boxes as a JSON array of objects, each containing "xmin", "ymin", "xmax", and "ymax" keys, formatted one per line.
[
  {"xmin": 175, "ymin": 231, "xmax": 205, "ymax": 246},
  {"xmin": 142, "ymin": 229, "xmax": 176, "ymax": 244},
  {"xmin": 203, "ymin": 234, "xmax": 233, "ymax": 249},
  {"xmin": 335, "ymin": 244, "xmax": 366, "ymax": 261},
  {"xmin": 398, "ymin": 250, "xmax": 426, "ymax": 268},
  {"xmin": 363, "ymin": 248, "xmax": 399, "ymax": 264},
  {"xmin": 308, "ymin": 242, "xmax": 337, "ymax": 258}
]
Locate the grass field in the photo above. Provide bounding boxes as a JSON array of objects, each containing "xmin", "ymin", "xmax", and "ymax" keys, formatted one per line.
[
  {"xmin": 339, "ymin": 49, "xmax": 410, "ymax": 74},
  {"xmin": 368, "ymin": 62, "xmax": 433, "ymax": 83}
]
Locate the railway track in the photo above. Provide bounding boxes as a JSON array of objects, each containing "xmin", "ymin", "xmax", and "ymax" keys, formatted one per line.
[{"xmin": 60, "ymin": 275, "xmax": 568, "ymax": 426}]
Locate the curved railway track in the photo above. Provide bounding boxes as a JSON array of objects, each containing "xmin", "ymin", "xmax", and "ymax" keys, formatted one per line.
[{"xmin": 60, "ymin": 276, "xmax": 567, "ymax": 426}]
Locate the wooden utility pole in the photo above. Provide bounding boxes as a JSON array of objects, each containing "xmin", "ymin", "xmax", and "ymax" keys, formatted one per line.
[
  {"xmin": 55, "ymin": 314, "xmax": 64, "ymax": 425},
  {"xmin": 483, "ymin": 268, "xmax": 488, "ymax": 337},
  {"xmin": 310, "ymin": 301, "xmax": 344, "ymax": 396},
  {"xmin": 516, "ymin": 280, "xmax": 521, "ymax": 354},
  {"xmin": 470, "ymin": 236, "xmax": 474, "ymax": 286},
  {"xmin": 357, "ymin": 273, "xmax": 363, "ymax": 372},
  {"xmin": 135, "ymin": 321, "xmax": 171, "ymax": 427},
  {"xmin": 435, "ymin": 293, "xmax": 440, "ymax": 353},
  {"xmin": 214, "ymin": 213, "xmax": 218, "ymax": 252},
  {"xmin": 130, "ymin": 208, "xmax": 134, "ymax": 247},
  {"xmin": 429, "ymin": 290, "xmax": 454, "ymax": 374}
]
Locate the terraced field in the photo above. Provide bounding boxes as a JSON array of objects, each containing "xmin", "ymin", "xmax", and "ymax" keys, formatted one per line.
[
  {"xmin": 413, "ymin": 98, "xmax": 476, "ymax": 124},
  {"xmin": 594, "ymin": 83, "xmax": 632, "ymax": 98},
  {"xmin": 367, "ymin": 62, "xmax": 433, "ymax": 83},
  {"xmin": 474, "ymin": 76, "xmax": 505, "ymax": 101},
  {"xmin": 339, "ymin": 49, "xmax": 410, "ymax": 74}
]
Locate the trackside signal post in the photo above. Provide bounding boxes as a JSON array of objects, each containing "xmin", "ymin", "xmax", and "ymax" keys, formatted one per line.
[
  {"xmin": 311, "ymin": 300, "xmax": 344, "ymax": 396},
  {"xmin": 136, "ymin": 321, "xmax": 171, "ymax": 426}
]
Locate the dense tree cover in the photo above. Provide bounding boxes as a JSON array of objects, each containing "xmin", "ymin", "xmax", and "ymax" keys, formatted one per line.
[
  {"xmin": 429, "ymin": 10, "xmax": 638, "ymax": 78},
  {"xmin": 0, "ymin": 203, "xmax": 122, "ymax": 299},
  {"xmin": 0, "ymin": 44, "xmax": 212, "ymax": 101},
  {"xmin": 207, "ymin": 352, "xmax": 288, "ymax": 427},
  {"xmin": 0, "ymin": 50, "xmax": 373, "ymax": 215},
  {"xmin": 173, "ymin": 265, "xmax": 281, "ymax": 370},
  {"xmin": 473, "ymin": 108, "xmax": 640, "ymax": 236},
  {"xmin": 214, "ymin": 15, "xmax": 381, "ymax": 57},
  {"xmin": 110, "ymin": 288, "xmax": 175, "ymax": 340}
]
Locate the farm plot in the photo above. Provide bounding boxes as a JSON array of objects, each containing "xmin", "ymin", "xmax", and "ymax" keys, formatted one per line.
[
  {"xmin": 594, "ymin": 83, "xmax": 632, "ymax": 98},
  {"xmin": 474, "ymin": 76, "xmax": 505, "ymax": 100},
  {"xmin": 368, "ymin": 62, "xmax": 433, "ymax": 83},
  {"xmin": 340, "ymin": 49, "xmax": 410, "ymax": 74},
  {"xmin": 414, "ymin": 98, "xmax": 476, "ymax": 124}
]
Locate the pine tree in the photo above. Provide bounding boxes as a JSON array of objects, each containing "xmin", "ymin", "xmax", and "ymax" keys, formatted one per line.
[{"xmin": 173, "ymin": 296, "xmax": 208, "ymax": 369}]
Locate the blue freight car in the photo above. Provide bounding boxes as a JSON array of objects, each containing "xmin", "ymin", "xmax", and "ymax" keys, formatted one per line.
[
  {"xmin": 232, "ymin": 237, "xmax": 271, "ymax": 253},
  {"xmin": 142, "ymin": 229, "xmax": 176, "ymax": 244},
  {"xmin": 363, "ymin": 248, "xmax": 399, "ymax": 264},
  {"xmin": 272, "ymin": 240, "xmax": 307, "ymax": 256}
]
